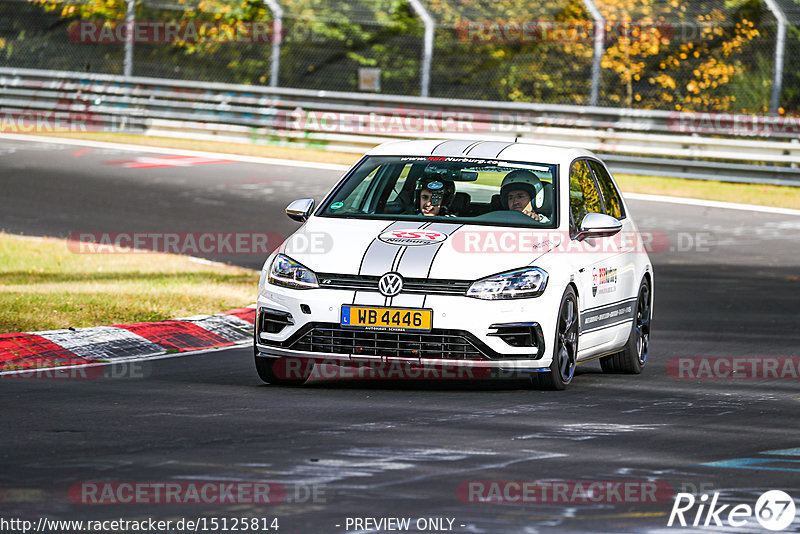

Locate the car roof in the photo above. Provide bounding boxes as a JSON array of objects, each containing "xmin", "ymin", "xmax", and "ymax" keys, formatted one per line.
[{"xmin": 367, "ymin": 139, "xmax": 598, "ymax": 166}]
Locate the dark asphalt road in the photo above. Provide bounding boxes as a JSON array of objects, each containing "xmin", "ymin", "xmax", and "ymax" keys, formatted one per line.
[{"xmin": 1, "ymin": 137, "xmax": 799, "ymax": 533}]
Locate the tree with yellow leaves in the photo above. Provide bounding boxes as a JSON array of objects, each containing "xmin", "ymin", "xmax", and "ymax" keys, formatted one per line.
[{"xmin": 594, "ymin": 0, "xmax": 766, "ymax": 111}]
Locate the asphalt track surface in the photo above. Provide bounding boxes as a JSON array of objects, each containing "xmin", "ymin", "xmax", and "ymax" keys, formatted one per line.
[{"xmin": 1, "ymin": 137, "xmax": 799, "ymax": 533}]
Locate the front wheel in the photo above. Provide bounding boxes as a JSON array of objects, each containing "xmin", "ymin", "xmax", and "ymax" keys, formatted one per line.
[
  {"xmin": 530, "ymin": 286, "xmax": 578, "ymax": 390},
  {"xmin": 600, "ymin": 279, "xmax": 651, "ymax": 374}
]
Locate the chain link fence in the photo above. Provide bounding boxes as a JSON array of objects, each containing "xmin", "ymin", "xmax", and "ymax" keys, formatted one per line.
[
  {"xmin": 1, "ymin": 0, "xmax": 799, "ymax": 113},
  {"xmin": 277, "ymin": 0, "xmax": 424, "ymax": 94},
  {"xmin": 132, "ymin": 0, "xmax": 276, "ymax": 83},
  {"xmin": 0, "ymin": 0, "xmax": 125, "ymax": 74},
  {"xmin": 425, "ymin": 0, "xmax": 595, "ymax": 105}
]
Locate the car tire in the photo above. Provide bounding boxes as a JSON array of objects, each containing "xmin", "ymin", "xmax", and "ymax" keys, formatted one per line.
[
  {"xmin": 254, "ymin": 350, "xmax": 312, "ymax": 386},
  {"xmin": 530, "ymin": 286, "xmax": 578, "ymax": 390},
  {"xmin": 600, "ymin": 279, "xmax": 651, "ymax": 374}
]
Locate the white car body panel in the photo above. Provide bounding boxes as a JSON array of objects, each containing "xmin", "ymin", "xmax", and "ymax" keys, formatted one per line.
[{"xmin": 256, "ymin": 140, "xmax": 654, "ymax": 374}]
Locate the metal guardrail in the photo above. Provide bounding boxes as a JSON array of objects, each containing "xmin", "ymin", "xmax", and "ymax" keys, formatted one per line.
[{"xmin": 1, "ymin": 67, "xmax": 799, "ymax": 186}]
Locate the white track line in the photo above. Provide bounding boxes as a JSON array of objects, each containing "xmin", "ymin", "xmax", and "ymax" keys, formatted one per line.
[
  {"xmin": 3, "ymin": 133, "xmax": 799, "ymax": 216},
  {"xmin": 624, "ymin": 192, "xmax": 800, "ymax": 217},
  {"xmin": 0, "ymin": 133, "xmax": 351, "ymax": 171}
]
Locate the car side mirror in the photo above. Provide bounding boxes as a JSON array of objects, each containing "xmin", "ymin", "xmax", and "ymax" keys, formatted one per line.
[
  {"xmin": 575, "ymin": 213, "xmax": 622, "ymax": 241},
  {"xmin": 285, "ymin": 198, "xmax": 315, "ymax": 222}
]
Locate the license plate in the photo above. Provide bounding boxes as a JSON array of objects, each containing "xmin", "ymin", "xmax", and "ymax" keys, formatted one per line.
[{"xmin": 340, "ymin": 305, "xmax": 432, "ymax": 332}]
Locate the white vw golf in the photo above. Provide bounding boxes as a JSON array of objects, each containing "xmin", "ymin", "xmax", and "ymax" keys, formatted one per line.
[{"xmin": 255, "ymin": 140, "xmax": 653, "ymax": 389}]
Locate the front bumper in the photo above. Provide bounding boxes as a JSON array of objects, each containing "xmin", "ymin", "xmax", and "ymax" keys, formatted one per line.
[{"xmin": 255, "ymin": 285, "xmax": 558, "ymax": 371}]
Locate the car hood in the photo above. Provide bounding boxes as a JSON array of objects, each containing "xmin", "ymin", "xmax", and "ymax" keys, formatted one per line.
[{"xmin": 282, "ymin": 217, "xmax": 561, "ymax": 280}]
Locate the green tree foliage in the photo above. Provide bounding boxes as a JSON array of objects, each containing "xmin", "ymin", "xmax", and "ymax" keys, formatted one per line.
[{"xmin": 9, "ymin": 0, "xmax": 787, "ymax": 111}]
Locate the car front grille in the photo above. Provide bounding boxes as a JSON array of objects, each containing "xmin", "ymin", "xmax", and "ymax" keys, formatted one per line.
[
  {"xmin": 317, "ymin": 274, "xmax": 471, "ymax": 296},
  {"xmin": 287, "ymin": 324, "xmax": 490, "ymax": 360}
]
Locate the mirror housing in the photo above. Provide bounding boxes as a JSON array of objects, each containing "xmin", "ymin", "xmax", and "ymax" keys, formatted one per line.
[
  {"xmin": 575, "ymin": 213, "xmax": 622, "ymax": 241},
  {"xmin": 285, "ymin": 198, "xmax": 315, "ymax": 222}
]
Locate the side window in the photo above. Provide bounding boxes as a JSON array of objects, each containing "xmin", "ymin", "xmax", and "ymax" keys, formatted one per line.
[
  {"xmin": 345, "ymin": 165, "xmax": 380, "ymax": 210},
  {"xmin": 386, "ymin": 164, "xmax": 411, "ymax": 203},
  {"xmin": 569, "ymin": 159, "xmax": 603, "ymax": 232},
  {"xmin": 342, "ymin": 164, "xmax": 396, "ymax": 213},
  {"xmin": 588, "ymin": 160, "xmax": 625, "ymax": 220}
]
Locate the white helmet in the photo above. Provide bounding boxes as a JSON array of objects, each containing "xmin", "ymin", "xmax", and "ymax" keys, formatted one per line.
[{"xmin": 500, "ymin": 170, "xmax": 542, "ymax": 209}]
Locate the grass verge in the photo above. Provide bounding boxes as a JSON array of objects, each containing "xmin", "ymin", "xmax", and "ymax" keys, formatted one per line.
[
  {"xmin": 22, "ymin": 132, "xmax": 800, "ymax": 210},
  {"xmin": 0, "ymin": 233, "xmax": 258, "ymax": 333}
]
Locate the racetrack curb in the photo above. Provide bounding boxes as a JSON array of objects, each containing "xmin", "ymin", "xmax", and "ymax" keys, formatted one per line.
[{"xmin": 0, "ymin": 306, "xmax": 255, "ymax": 374}]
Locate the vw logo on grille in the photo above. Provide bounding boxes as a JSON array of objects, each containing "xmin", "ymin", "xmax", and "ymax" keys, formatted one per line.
[{"xmin": 378, "ymin": 273, "xmax": 404, "ymax": 297}]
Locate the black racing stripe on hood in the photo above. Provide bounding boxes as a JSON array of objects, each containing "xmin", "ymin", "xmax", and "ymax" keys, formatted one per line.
[
  {"xmin": 395, "ymin": 222, "xmax": 462, "ymax": 279},
  {"xmin": 355, "ymin": 222, "xmax": 463, "ymax": 307},
  {"xmin": 354, "ymin": 221, "xmax": 426, "ymax": 305},
  {"xmin": 415, "ymin": 223, "xmax": 463, "ymax": 307},
  {"xmin": 357, "ymin": 221, "xmax": 424, "ymax": 277}
]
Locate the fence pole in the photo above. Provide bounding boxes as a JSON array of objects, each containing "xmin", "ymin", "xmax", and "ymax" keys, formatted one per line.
[
  {"xmin": 580, "ymin": 0, "xmax": 604, "ymax": 107},
  {"xmin": 407, "ymin": 0, "xmax": 434, "ymax": 98},
  {"xmin": 763, "ymin": 0, "xmax": 786, "ymax": 114},
  {"xmin": 123, "ymin": 0, "xmax": 135, "ymax": 77},
  {"xmin": 263, "ymin": 0, "xmax": 283, "ymax": 87}
]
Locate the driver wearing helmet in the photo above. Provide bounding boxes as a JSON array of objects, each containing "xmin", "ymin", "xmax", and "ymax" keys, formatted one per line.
[
  {"xmin": 414, "ymin": 178, "xmax": 455, "ymax": 217},
  {"xmin": 500, "ymin": 170, "xmax": 549, "ymax": 223}
]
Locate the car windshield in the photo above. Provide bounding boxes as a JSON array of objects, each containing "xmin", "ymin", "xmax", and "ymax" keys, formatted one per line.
[{"xmin": 318, "ymin": 156, "xmax": 558, "ymax": 228}]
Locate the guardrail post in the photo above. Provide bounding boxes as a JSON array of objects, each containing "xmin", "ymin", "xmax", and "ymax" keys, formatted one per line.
[
  {"xmin": 407, "ymin": 0, "xmax": 434, "ymax": 98},
  {"xmin": 123, "ymin": 0, "xmax": 135, "ymax": 77},
  {"xmin": 263, "ymin": 0, "xmax": 283, "ymax": 87},
  {"xmin": 763, "ymin": 0, "xmax": 787, "ymax": 114},
  {"xmin": 580, "ymin": 0, "xmax": 604, "ymax": 107}
]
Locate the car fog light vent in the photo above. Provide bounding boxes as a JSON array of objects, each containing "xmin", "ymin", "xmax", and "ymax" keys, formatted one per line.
[
  {"xmin": 488, "ymin": 322, "xmax": 545, "ymax": 352},
  {"xmin": 258, "ymin": 308, "xmax": 294, "ymax": 335}
]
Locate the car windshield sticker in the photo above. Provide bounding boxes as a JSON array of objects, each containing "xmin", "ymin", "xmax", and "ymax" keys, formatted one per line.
[
  {"xmin": 378, "ymin": 230, "xmax": 448, "ymax": 246},
  {"xmin": 330, "ymin": 202, "xmax": 344, "ymax": 210}
]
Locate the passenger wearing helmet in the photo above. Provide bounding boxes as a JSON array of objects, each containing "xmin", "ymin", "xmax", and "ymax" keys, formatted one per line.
[
  {"xmin": 500, "ymin": 169, "xmax": 549, "ymax": 223},
  {"xmin": 414, "ymin": 178, "xmax": 455, "ymax": 216}
]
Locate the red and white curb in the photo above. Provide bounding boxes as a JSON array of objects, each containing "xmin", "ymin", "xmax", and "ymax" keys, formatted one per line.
[{"xmin": 0, "ymin": 306, "xmax": 255, "ymax": 375}]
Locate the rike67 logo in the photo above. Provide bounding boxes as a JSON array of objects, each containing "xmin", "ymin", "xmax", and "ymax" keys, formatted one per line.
[{"xmin": 668, "ymin": 490, "xmax": 796, "ymax": 531}]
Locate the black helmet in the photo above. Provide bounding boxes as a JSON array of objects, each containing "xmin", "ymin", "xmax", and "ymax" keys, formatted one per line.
[
  {"xmin": 415, "ymin": 178, "xmax": 455, "ymax": 214},
  {"xmin": 500, "ymin": 170, "xmax": 542, "ymax": 209}
]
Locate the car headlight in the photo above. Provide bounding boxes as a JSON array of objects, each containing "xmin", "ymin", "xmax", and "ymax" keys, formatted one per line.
[
  {"xmin": 268, "ymin": 254, "xmax": 319, "ymax": 289},
  {"xmin": 466, "ymin": 267, "xmax": 548, "ymax": 300}
]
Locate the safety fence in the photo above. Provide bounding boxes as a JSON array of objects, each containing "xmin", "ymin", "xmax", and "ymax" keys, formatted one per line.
[
  {"xmin": 2, "ymin": 67, "xmax": 799, "ymax": 185},
  {"xmin": 2, "ymin": 0, "xmax": 800, "ymax": 114}
]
